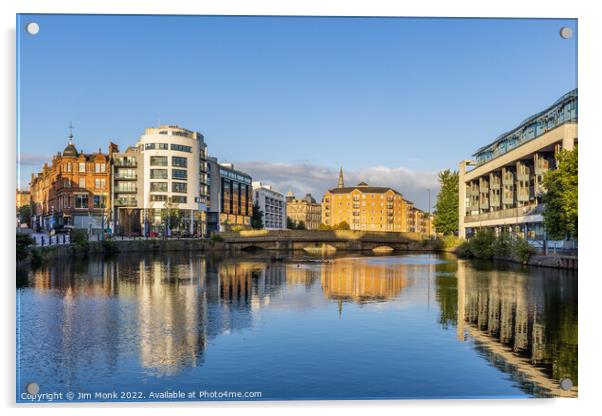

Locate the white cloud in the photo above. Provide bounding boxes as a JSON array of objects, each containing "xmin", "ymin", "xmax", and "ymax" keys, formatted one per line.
[{"xmin": 235, "ymin": 161, "xmax": 440, "ymax": 211}]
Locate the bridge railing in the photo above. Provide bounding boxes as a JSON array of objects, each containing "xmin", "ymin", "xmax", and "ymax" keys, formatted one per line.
[{"xmin": 218, "ymin": 229, "xmax": 425, "ymax": 242}]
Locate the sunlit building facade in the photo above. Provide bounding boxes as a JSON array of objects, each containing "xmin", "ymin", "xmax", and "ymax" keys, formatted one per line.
[
  {"xmin": 458, "ymin": 89, "xmax": 578, "ymax": 239},
  {"xmin": 286, "ymin": 192, "xmax": 322, "ymax": 230},
  {"xmin": 135, "ymin": 125, "xmax": 209, "ymax": 236},
  {"xmin": 29, "ymin": 131, "xmax": 111, "ymax": 232},
  {"xmin": 321, "ymin": 168, "xmax": 432, "ymax": 234}
]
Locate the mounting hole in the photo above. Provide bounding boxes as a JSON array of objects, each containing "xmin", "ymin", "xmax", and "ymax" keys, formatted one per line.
[
  {"xmin": 26, "ymin": 383, "xmax": 39, "ymax": 395},
  {"xmin": 559, "ymin": 378, "xmax": 573, "ymax": 390},
  {"xmin": 26, "ymin": 22, "xmax": 40, "ymax": 35},
  {"xmin": 559, "ymin": 26, "xmax": 573, "ymax": 39}
]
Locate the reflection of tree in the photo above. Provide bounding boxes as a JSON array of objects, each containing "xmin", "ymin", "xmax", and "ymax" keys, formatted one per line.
[
  {"xmin": 434, "ymin": 259, "xmax": 458, "ymax": 329},
  {"xmin": 542, "ymin": 277, "xmax": 578, "ymax": 384},
  {"xmin": 435, "ymin": 275, "xmax": 457, "ymax": 329}
]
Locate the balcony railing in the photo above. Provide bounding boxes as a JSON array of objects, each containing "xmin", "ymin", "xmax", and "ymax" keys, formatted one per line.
[
  {"xmin": 464, "ymin": 204, "xmax": 543, "ymax": 223},
  {"xmin": 114, "ymin": 198, "xmax": 138, "ymax": 206}
]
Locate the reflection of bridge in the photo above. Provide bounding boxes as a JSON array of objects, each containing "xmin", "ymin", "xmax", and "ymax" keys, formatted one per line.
[{"xmin": 219, "ymin": 230, "xmax": 431, "ymax": 252}]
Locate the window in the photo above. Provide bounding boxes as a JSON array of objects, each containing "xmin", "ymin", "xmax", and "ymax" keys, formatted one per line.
[
  {"xmin": 158, "ymin": 143, "xmax": 168, "ymax": 150},
  {"xmin": 145, "ymin": 143, "xmax": 156, "ymax": 150},
  {"xmin": 150, "ymin": 156, "xmax": 168, "ymax": 166},
  {"xmin": 150, "ymin": 194, "xmax": 167, "ymax": 202},
  {"xmin": 150, "ymin": 169, "xmax": 168, "ymax": 179},
  {"xmin": 79, "ymin": 162, "xmax": 86, "ymax": 172},
  {"xmin": 95, "ymin": 163, "xmax": 106, "ymax": 173},
  {"xmin": 95, "ymin": 178, "xmax": 106, "ymax": 189},
  {"xmin": 171, "ymin": 195, "xmax": 187, "ymax": 203},
  {"xmin": 172, "ymin": 169, "xmax": 187, "ymax": 180},
  {"xmin": 93, "ymin": 195, "xmax": 106, "ymax": 208},
  {"xmin": 116, "ymin": 182, "xmax": 135, "ymax": 193},
  {"xmin": 64, "ymin": 179, "xmax": 71, "ymax": 188},
  {"xmin": 172, "ymin": 156, "xmax": 187, "ymax": 167},
  {"xmin": 117, "ymin": 168, "xmax": 136, "ymax": 179},
  {"xmin": 65, "ymin": 163, "xmax": 72, "ymax": 172},
  {"xmin": 172, "ymin": 182, "xmax": 187, "ymax": 193},
  {"xmin": 75, "ymin": 195, "xmax": 88, "ymax": 209},
  {"xmin": 150, "ymin": 182, "xmax": 168, "ymax": 192},
  {"xmin": 170, "ymin": 144, "xmax": 192, "ymax": 153},
  {"xmin": 79, "ymin": 178, "xmax": 86, "ymax": 188}
]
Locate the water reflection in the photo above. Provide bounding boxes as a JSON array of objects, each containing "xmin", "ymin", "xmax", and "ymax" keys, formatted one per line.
[
  {"xmin": 435, "ymin": 258, "xmax": 578, "ymax": 396},
  {"xmin": 16, "ymin": 252, "xmax": 577, "ymax": 400}
]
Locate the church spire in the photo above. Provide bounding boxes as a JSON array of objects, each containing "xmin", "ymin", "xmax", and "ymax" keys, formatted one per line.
[
  {"xmin": 337, "ymin": 166, "xmax": 345, "ymax": 188},
  {"xmin": 67, "ymin": 122, "xmax": 74, "ymax": 145}
]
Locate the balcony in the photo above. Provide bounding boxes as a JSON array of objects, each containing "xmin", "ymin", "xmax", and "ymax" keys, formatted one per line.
[
  {"xmin": 464, "ymin": 204, "xmax": 543, "ymax": 224},
  {"xmin": 114, "ymin": 186, "xmax": 137, "ymax": 193},
  {"xmin": 114, "ymin": 196, "xmax": 138, "ymax": 206},
  {"xmin": 114, "ymin": 173, "xmax": 137, "ymax": 180},
  {"xmin": 113, "ymin": 159, "xmax": 137, "ymax": 168}
]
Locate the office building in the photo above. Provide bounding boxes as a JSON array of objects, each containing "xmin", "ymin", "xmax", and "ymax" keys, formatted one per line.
[
  {"xmin": 207, "ymin": 157, "xmax": 253, "ymax": 232},
  {"xmin": 252, "ymin": 182, "xmax": 286, "ymax": 229}
]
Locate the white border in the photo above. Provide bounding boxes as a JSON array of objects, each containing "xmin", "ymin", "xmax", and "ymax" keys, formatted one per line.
[{"xmin": 2, "ymin": 1, "xmax": 600, "ymax": 415}]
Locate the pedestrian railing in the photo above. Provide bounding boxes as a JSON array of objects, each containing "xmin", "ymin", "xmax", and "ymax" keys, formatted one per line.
[{"xmin": 33, "ymin": 234, "xmax": 71, "ymax": 247}]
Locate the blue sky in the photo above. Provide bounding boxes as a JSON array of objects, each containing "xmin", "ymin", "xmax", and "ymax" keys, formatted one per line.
[{"xmin": 17, "ymin": 15, "xmax": 577, "ymax": 210}]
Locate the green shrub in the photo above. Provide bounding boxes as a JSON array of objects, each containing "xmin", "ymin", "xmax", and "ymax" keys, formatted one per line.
[
  {"xmin": 492, "ymin": 232, "xmax": 513, "ymax": 257},
  {"xmin": 455, "ymin": 241, "xmax": 473, "ymax": 258},
  {"xmin": 468, "ymin": 229, "xmax": 496, "ymax": 259},
  {"xmin": 101, "ymin": 238, "xmax": 120, "ymax": 254},
  {"xmin": 441, "ymin": 234, "xmax": 462, "ymax": 250},
  {"xmin": 71, "ymin": 229, "xmax": 89, "ymax": 255},
  {"xmin": 16, "ymin": 233, "xmax": 35, "ymax": 261},
  {"xmin": 512, "ymin": 238, "xmax": 535, "ymax": 263},
  {"xmin": 210, "ymin": 234, "xmax": 224, "ymax": 242},
  {"xmin": 29, "ymin": 248, "xmax": 43, "ymax": 265}
]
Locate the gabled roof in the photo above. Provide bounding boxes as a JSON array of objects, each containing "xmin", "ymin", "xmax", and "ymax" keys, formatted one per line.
[{"xmin": 326, "ymin": 185, "xmax": 401, "ymax": 195}]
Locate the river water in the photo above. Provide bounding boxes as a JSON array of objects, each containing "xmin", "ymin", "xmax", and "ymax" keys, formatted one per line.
[{"xmin": 16, "ymin": 252, "xmax": 577, "ymax": 401}]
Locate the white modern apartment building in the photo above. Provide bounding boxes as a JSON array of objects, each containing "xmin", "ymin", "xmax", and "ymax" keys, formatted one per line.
[
  {"xmin": 458, "ymin": 89, "xmax": 577, "ymax": 240},
  {"xmin": 252, "ymin": 181, "xmax": 286, "ymax": 230},
  {"xmin": 134, "ymin": 125, "xmax": 209, "ymax": 235}
]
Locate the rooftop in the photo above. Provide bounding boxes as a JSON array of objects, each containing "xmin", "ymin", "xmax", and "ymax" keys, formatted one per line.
[{"xmin": 472, "ymin": 89, "xmax": 577, "ymax": 166}]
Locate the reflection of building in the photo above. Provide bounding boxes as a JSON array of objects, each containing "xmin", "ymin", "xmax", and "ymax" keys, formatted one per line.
[
  {"xmin": 136, "ymin": 256, "xmax": 206, "ymax": 376},
  {"xmin": 459, "ymin": 90, "xmax": 578, "ymax": 239},
  {"xmin": 454, "ymin": 260, "xmax": 578, "ymax": 396},
  {"xmin": 30, "ymin": 129, "xmax": 110, "ymax": 232},
  {"xmin": 252, "ymin": 182, "xmax": 286, "ymax": 229},
  {"xmin": 321, "ymin": 168, "xmax": 433, "ymax": 234},
  {"xmin": 320, "ymin": 258, "xmax": 409, "ymax": 303},
  {"xmin": 207, "ymin": 158, "xmax": 253, "ymax": 232},
  {"xmin": 286, "ymin": 192, "xmax": 322, "ymax": 230}
]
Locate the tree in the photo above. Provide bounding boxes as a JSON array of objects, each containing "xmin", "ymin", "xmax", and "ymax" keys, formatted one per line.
[
  {"xmin": 18, "ymin": 205, "xmax": 32, "ymax": 227},
  {"xmin": 334, "ymin": 221, "xmax": 350, "ymax": 230},
  {"xmin": 433, "ymin": 169, "xmax": 459, "ymax": 235},
  {"xmin": 162, "ymin": 200, "xmax": 183, "ymax": 235},
  {"xmin": 318, "ymin": 223, "xmax": 331, "ymax": 230},
  {"xmin": 296, "ymin": 220, "xmax": 307, "ymax": 230},
  {"xmin": 542, "ymin": 148, "xmax": 578, "ymax": 240},
  {"xmin": 286, "ymin": 217, "xmax": 295, "ymax": 229},
  {"xmin": 251, "ymin": 201, "xmax": 264, "ymax": 229}
]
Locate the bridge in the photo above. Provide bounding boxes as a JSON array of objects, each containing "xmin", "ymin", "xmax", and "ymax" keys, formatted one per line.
[{"xmin": 218, "ymin": 230, "xmax": 435, "ymax": 252}]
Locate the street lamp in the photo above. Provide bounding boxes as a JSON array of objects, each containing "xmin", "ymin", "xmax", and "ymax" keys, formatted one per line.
[{"xmin": 427, "ymin": 188, "xmax": 432, "ymax": 237}]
